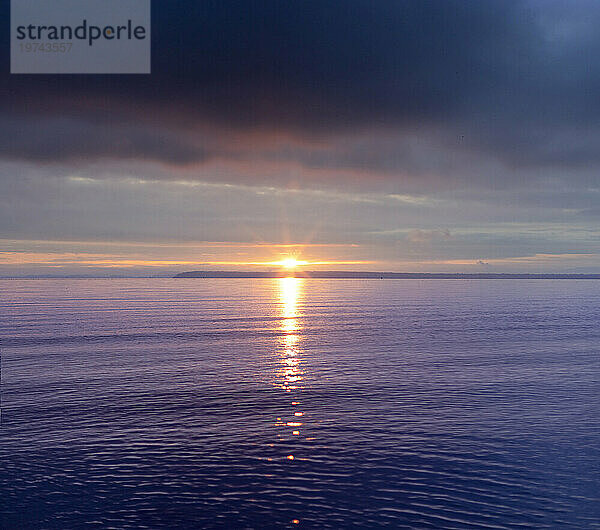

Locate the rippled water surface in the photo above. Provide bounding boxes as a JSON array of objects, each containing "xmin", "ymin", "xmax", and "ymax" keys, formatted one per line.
[{"xmin": 1, "ymin": 278, "xmax": 599, "ymax": 529}]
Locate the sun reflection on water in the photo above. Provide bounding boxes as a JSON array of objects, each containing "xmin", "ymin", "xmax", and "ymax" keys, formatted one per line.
[
  {"xmin": 271, "ymin": 276, "xmax": 307, "ymax": 528},
  {"xmin": 278, "ymin": 277, "xmax": 303, "ymax": 392}
]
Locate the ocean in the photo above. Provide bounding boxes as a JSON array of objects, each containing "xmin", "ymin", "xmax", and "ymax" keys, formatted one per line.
[{"xmin": 1, "ymin": 278, "xmax": 599, "ymax": 528}]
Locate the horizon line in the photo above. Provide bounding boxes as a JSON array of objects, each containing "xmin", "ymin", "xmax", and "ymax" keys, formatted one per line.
[{"xmin": 3, "ymin": 270, "xmax": 600, "ymax": 280}]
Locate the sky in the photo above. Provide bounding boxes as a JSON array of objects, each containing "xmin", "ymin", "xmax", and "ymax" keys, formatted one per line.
[{"xmin": 2, "ymin": 0, "xmax": 600, "ymax": 276}]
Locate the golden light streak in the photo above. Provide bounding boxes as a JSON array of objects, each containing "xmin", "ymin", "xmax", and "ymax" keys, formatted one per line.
[
  {"xmin": 0, "ymin": 251, "xmax": 373, "ymax": 268},
  {"xmin": 276, "ymin": 277, "xmax": 303, "ymax": 392}
]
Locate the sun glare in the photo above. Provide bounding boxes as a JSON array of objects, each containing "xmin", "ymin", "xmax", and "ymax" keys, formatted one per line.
[{"xmin": 278, "ymin": 258, "xmax": 307, "ymax": 269}]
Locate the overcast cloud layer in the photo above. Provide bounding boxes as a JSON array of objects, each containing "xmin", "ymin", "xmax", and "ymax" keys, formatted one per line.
[{"xmin": 1, "ymin": 0, "xmax": 600, "ymax": 275}]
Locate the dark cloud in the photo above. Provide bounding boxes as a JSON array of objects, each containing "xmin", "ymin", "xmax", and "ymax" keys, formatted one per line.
[
  {"xmin": 7, "ymin": 1, "xmax": 523, "ymax": 126},
  {"xmin": 0, "ymin": 115, "xmax": 207, "ymax": 164},
  {"xmin": 1, "ymin": 0, "xmax": 600, "ymax": 175}
]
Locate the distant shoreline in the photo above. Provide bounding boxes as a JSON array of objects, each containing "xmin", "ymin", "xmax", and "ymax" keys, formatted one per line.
[{"xmin": 174, "ymin": 271, "xmax": 600, "ymax": 279}]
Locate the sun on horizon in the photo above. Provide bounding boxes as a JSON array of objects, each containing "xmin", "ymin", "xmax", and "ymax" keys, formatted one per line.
[{"xmin": 276, "ymin": 258, "xmax": 308, "ymax": 270}]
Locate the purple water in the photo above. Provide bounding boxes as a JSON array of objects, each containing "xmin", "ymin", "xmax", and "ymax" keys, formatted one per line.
[{"xmin": 1, "ymin": 279, "xmax": 599, "ymax": 528}]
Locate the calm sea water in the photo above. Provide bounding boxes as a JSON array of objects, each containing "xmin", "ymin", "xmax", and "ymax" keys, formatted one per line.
[{"xmin": 1, "ymin": 278, "xmax": 599, "ymax": 529}]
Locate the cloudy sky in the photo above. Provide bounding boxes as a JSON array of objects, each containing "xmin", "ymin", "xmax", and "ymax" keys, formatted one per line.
[{"xmin": 2, "ymin": 0, "xmax": 600, "ymax": 276}]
